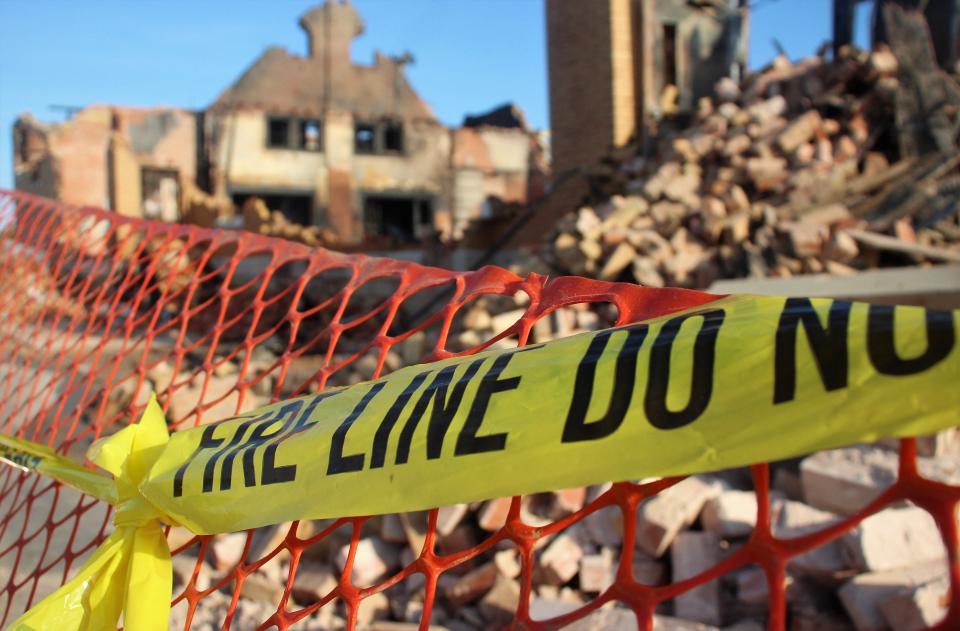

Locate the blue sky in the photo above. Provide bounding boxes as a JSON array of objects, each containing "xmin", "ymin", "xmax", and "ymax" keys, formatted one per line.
[{"xmin": 0, "ymin": 0, "xmax": 863, "ymax": 190}]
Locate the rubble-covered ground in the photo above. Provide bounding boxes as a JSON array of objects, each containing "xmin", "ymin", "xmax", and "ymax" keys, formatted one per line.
[
  {"xmin": 9, "ymin": 12, "xmax": 959, "ymax": 629},
  {"xmin": 152, "ymin": 36, "xmax": 960, "ymax": 631}
]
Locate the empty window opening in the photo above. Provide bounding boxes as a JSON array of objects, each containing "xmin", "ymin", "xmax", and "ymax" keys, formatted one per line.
[
  {"xmin": 354, "ymin": 120, "xmax": 405, "ymax": 155},
  {"xmin": 355, "ymin": 123, "xmax": 376, "ymax": 154},
  {"xmin": 384, "ymin": 122, "xmax": 404, "ymax": 152},
  {"xmin": 232, "ymin": 192, "xmax": 313, "ymax": 226},
  {"xmin": 299, "ymin": 119, "xmax": 322, "ymax": 151},
  {"xmin": 141, "ymin": 167, "xmax": 180, "ymax": 222},
  {"xmin": 267, "ymin": 116, "xmax": 322, "ymax": 151},
  {"xmin": 363, "ymin": 195, "xmax": 433, "ymax": 244},
  {"xmin": 268, "ymin": 117, "xmax": 290, "ymax": 148}
]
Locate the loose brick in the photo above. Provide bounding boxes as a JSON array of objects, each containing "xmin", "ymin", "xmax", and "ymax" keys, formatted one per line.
[
  {"xmin": 800, "ymin": 203, "xmax": 852, "ymax": 226},
  {"xmin": 443, "ymin": 562, "xmax": 498, "ymax": 606},
  {"xmin": 209, "ymin": 532, "xmax": 247, "ymax": 571},
  {"xmin": 637, "ymin": 476, "xmax": 721, "ymax": 557},
  {"xmin": 633, "ymin": 552, "xmax": 666, "ymax": 586},
  {"xmin": 735, "ymin": 567, "xmax": 794, "ymax": 605},
  {"xmin": 380, "ymin": 514, "xmax": 407, "ymax": 544},
  {"xmin": 671, "ymin": 531, "xmax": 722, "ymax": 626},
  {"xmin": 538, "ymin": 534, "xmax": 583, "ymax": 585},
  {"xmin": 701, "ymin": 490, "xmax": 758, "ymax": 538},
  {"xmin": 583, "ymin": 505, "xmax": 622, "ymax": 547},
  {"xmin": 436, "ymin": 504, "xmax": 468, "ymax": 536},
  {"xmin": 291, "ymin": 559, "xmax": 337, "ymax": 605},
  {"xmin": 552, "ymin": 486, "xmax": 588, "ymax": 516},
  {"xmin": 773, "ymin": 499, "xmax": 849, "ymax": 578},
  {"xmin": 478, "ymin": 574, "xmax": 520, "ymax": 626},
  {"xmin": 478, "ymin": 497, "xmax": 512, "ymax": 531},
  {"xmin": 240, "ymin": 570, "xmax": 284, "ymax": 604},
  {"xmin": 838, "ymin": 560, "xmax": 945, "ymax": 631},
  {"xmin": 879, "ymin": 575, "xmax": 949, "ymax": 631},
  {"xmin": 779, "ymin": 221, "xmax": 828, "ymax": 257},
  {"xmin": 336, "ymin": 538, "xmax": 400, "ymax": 587},
  {"xmin": 777, "ymin": 110, "xmax": 822, "ymax": 152},
  {"xmin": 841, "ymin": 506, "xmax": 945, "ymax": 572},
  {"xmin": 399, "ymin": 511, "xmax": 428, "ymax": 554},
  {"xmin": 356, "ymin": 591, "xmax": 390, "ymax": 626},
  {"xmin": 800, "ymin": 446, "xmax": 898, "ymax": 516},
  {"xmin": 494, "ymin": 548, "xmax": 521, "ymax": 579},
  {"xmin": 578, "ymin": 548, "xmax": 615, "ymax": 593}
]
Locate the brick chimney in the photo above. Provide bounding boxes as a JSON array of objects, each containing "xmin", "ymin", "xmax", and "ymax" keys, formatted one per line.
[{"xmin": 299, "ymin": 1, "xmax": 364, "ymax": 69}]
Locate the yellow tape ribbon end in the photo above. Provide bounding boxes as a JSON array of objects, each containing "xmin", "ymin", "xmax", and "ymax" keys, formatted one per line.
[{"xmin": 11, "ymin": 395, "xmax": 174, "ymax": 631}]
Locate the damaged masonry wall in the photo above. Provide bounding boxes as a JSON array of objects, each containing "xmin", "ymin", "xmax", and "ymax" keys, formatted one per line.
[
  {"xmin": 14, "ymin": 106, "xmax": 197, "ymax": 222},
  {"xmin": 13, "ymin": 1, "xmax": 546, "ymax": 247}
]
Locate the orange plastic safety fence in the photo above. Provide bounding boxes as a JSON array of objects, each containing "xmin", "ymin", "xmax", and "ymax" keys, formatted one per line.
[{"xmin": 0, "ymin": 190, "xmax": 956, "ymax": 631}]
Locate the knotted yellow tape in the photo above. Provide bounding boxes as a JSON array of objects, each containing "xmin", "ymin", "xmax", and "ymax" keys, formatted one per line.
[{"xmin": 10, "ymin": 395, "xmax": 174, "ymax": 631}]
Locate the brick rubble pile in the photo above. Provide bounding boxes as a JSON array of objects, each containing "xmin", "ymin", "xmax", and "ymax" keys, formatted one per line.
[{"xmin": 543, "ymin": 46, "xmax": 960, "ymax": 289}]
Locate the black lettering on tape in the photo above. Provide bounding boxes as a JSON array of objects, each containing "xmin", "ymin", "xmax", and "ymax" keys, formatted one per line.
[
  {"xmin": 395, "ymin": 359, "xmax": 485, "ymax": 464},
  {"xmin": 246, "ymin": 400, "xmax": 302, "ymax": 487},
  {"xmin": 561, "ymin": 325, "xmax": 649, "ymax": 443},
  {"xmin": 327, "ymin": 382, "xmax": 385, "ymax": 475},
  {"xmin": 455, "ymin": 348, "xmax": 532, "ymax": 455},
  {"xmin": 773, "ymin": 298, "xmax": 850, "ymax": 404},
  {"xmin": 290, "ymin": 390, "xmax": 344, "ymax": 436},
  {"xmin": 370, "ymin": 371, "xmax": 430, "ymax": 469},
  {"xmin": 217, "ymin": 415, "xmax": 269, "ymax": 492},
  {"xmin": 867, "ymin": 305, "xmax": 956, "ymax": 375},
  {"xmin": 259, "ymin": 392, "xmax": 341, "ymax": 485},
  {"xmin": 645, "ymin": 309, "xmax": 725, "ymax": 430},
  {"xmin": 173, "ymin": 423, "xmax": 227, "ymax": 497}
]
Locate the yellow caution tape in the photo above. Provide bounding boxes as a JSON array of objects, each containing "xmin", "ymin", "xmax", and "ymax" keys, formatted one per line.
[
  {"xmin": 9, "ymin": 396, "xmax": 173, "ymax": 631},
  {"xmin": 147, "ymin": 294, "xmax": 959, "ymax": 533},
  {"xmin": 4, "ymin": 294, "xmax": 959, "ymax": 628}
]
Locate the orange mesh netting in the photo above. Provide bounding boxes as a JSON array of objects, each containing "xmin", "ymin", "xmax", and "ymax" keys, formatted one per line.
[{"xmin": 0, "ymin": 189, "xmax": 956, "ymax": 630}]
